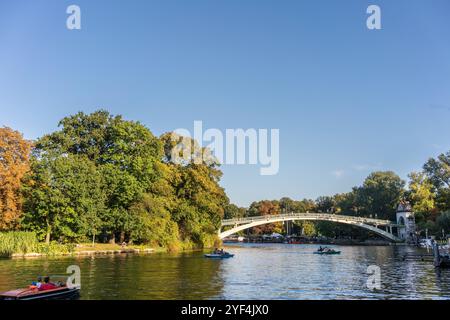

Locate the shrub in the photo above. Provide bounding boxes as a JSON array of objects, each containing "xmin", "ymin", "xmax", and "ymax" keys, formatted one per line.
[
  {"xmin": 0, "ymin": 232, "xmax": 38, "ymax": 257},
  {"xmin": 36, "ymin": 242, "xmax": 75, "ymax": 256}
]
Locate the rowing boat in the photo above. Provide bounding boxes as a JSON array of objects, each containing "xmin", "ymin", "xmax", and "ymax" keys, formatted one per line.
[
  {"xmin": 204, "ymin": 253, "xmax": 234, "ymax": 259},
  {"xmin": 0, "ymin": 286, "xmax": 80, "ymax": 300},
  {"xmin": 314, "ymin": 250, "xmax": 341, "ymax": 255}
]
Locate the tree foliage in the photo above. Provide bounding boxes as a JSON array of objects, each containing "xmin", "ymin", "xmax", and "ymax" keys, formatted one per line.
[
  {"xmin": 17, "ymin": 111, "xmax": 229, "ymax": 248},
  {"xmin": 0, "ymin": 127, "xmax": 32, "ymax": 230},
  {"xmin": 423, "ymin": 151, "xmax": 450, "ymax": 212},
  {"xmin": 22, "ymin": 154, "xmax": 105, "ymax": 243}
]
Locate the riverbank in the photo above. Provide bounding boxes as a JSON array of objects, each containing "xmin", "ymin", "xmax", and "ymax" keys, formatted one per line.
[
  {"xmin": 10, "ymin": 243, "xmax": 158, "ymax": 258},
  {"xmin": 0, "ymin": 232, "xmax": 165, "ymax": 258}
]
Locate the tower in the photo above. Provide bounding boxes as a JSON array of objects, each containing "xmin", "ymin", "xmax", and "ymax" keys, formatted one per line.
[{"xmin": 396, "ymin": 201, "xmax": 416, "ymax": 243}]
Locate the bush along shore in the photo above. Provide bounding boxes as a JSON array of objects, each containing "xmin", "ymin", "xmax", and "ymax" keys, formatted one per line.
[{"xmin": 0, "ymin": 232, "xmax": 156, "ymax": 258}]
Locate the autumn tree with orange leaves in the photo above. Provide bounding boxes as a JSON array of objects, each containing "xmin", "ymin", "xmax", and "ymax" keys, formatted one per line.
[{"xmin": 0, "ymin": 127, "xmax": 32, "ymax": 230}]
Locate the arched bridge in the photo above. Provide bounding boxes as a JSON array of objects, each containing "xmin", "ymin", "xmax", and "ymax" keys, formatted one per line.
[{"xmin": 219, "ymin": 213, "xmax": 403, "ymax": 242}]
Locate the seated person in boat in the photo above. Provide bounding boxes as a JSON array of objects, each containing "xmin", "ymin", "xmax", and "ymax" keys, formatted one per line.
[
  {"xmin": 213, "ymin": 248, "xmax": 226, "ymax": 255},
  {"xmin": 38, "ymin": 276, "xmax": 58, "ymax": 291},
  {"xmin": 31, "ymin": 276, "xmax": 43, "ymax": 289}
]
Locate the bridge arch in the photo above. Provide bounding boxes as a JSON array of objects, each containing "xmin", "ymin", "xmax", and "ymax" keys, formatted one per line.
[{"xmin": 219, "ymin": 213, "xmax": 402, "ymax": 242}]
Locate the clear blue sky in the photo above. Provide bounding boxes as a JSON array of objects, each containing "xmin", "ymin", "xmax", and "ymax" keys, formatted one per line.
[{"xmin": 1, "ymin": 0, "xmax": 449, "ymax": 207}]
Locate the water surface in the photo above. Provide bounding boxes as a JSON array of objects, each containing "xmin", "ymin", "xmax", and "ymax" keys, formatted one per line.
[{"xmin": 0, "ymin": 244, "xmax": 449, "ymax": 299}]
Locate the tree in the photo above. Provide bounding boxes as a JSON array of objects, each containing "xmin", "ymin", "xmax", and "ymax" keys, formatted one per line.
[
  {"xmin": 423, "ymin": 151, "xmax": 450, "ymax": 189},
  {"xmin": 297, "ymin": 221, "xmax": 316, "ymax": 236},
  {"xmin": 129, "ymin": 194, "xmax": 179, "ymax": 248},
  {"xmin": 224, "ymin": 204, "xmax": 246, "ymax": 220},
  {"xmin": 159, "ymin": 132, "xmax": 229, "ymax": 248},
  {"xmin": 333, "ymin": 192, "xmax": 358, "ymax": 215},
  {"xmin": 407, "ymin": 172, "xmax": 435, "ymax": 214},
  {"xmin": 436, "ymin": 211, "xmax": 450, "ymax": 237},
  {"xmin": 291, "ymin": 199, "xmax": 316, "ymax": 212},
  {"xmin": 247, "ymin": 200, "xmax": 282, "ymax": 234},
  {"xmin": 22, "ymin": 154, "xmax": 105, "ymax": 243},
  {"xmin": 355, "ymin": 171, "xmax": 405, "ymax": 220},
  {"xmin": 316, "ymin": 196, "xmax": 335, "ymax": 213},
  {"xmin": 34, "ymin": 110, "xmax": 163, "ymax": 243},
  {"xmin": 279, "ymin": 197, "xmax": 294, "ymax": 213},
  {"xmin": 0, "ymin": 127, "xmax": 32, "ymax": 230},
  {"xmin": 423, "ymin": 151, "xmax": 450, "ymax": 212}
]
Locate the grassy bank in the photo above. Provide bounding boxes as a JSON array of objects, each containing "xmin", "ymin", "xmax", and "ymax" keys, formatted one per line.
[
  {"xmin": 0, "ymin": 232, "xmax": 212, "ymax": 258},
  {"xmin": 74, "ymin": 243, "xmax": 163, "ymax": 253},
  {"xmin": 0, "ymin": 232, "xmax": 76, "ymax": 258}
]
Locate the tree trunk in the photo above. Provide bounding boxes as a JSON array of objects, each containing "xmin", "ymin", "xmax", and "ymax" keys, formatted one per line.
[
  {"xmin": 109, "ymin": 233, "xmax": 115, "ymax": 244},
  {"xmin": 45, "ymin": 219, "xmax": 51, "ymax": 244},
  {"xmin": 119, "ymin": 231, "xmax": 125, "ymax": 244}
]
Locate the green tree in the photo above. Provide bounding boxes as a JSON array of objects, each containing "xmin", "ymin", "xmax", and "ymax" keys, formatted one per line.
[
  {"xmin": 159, "ymin": 133, "xmax": 229, "ymax": 248},
  {"xmin": 316, "ymin": 196, "xmax": 335, "ymax": 213},
  {"xmin": 436, "ymin": 211, "xmax": 450, "ymax": 237},
  {"xmin": 297, "ymin": 221, "xmax": 316, "ymax": 236},
  {"xmin": 224, "ymin": 204, "xmax": 246, "ymax": 220},
  {"xmin": 423, "ymin": 151, "xmax": 450, "ymax": 212},
  {"xmin": 129, "ymin": 194, "xmax": 180, "ymax": 248},
  {"xmin": 279, "ymin": 197, "xmax": 295, "ymax": 213},
  {"xmin": 407, "ymin": 172, "xmax": 435, "ymax": 214},
  {"xmin": 22, "ymin": 154, "xmax": 105, "ymax": 243},
  {"xmin": 355, "ymin": 171, "xmax": 405, "ymax": 220},
  {"xmin": 34, "ymin": 110, "xmax": 163, "ymax": 243},
  {"xmin": 333, "ymin": 192, "xmax": 357, "ymax": 215},
  {"xmin": 290, "ymin": 199, "xmax": 316, "ymax": 212}
]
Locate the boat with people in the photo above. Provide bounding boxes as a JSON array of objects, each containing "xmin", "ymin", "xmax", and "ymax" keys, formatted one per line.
[
  {"xmin": 204, "ymin": 248, "xmax": 235, "ymax": 259},
  {"xmin": 314, "ymin": 246, "xmax": 341, "ymax": 255},
  {"xmin": 0, "ymin": 276, "xmax": 80, "ymax": 300}
]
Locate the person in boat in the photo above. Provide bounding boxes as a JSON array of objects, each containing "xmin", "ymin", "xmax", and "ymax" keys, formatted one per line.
[
  {"xmin": 38, "ymin": 276, "xmax": 57, "ymax": 291},
  {"xmin": 318, "ymin": 246, "xmax": 324, "ymax": 252},
  {"xmin": 31, "ymin": 276, "xmax": 43, "ymax": 289}
]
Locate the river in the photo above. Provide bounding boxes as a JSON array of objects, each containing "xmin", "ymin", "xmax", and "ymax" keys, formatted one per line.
[{"xmin": 0, "ymin": 243, "xmax": 449, "ymax": 300}]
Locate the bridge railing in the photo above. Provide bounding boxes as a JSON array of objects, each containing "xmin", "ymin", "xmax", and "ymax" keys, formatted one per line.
[{"xmin": 221, "ymin": 212, "xmax": 398, "ymax": 227}]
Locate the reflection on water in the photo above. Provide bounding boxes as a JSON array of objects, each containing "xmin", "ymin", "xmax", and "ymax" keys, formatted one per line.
[{"xmin": 0, "ymin": 244, "xmax": 449, "ymax": 300}]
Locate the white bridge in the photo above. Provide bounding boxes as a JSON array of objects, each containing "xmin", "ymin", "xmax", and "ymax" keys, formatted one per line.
[{"xmin": 219, "ymin": 213, "xmax": 404, "ymax": 242}]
